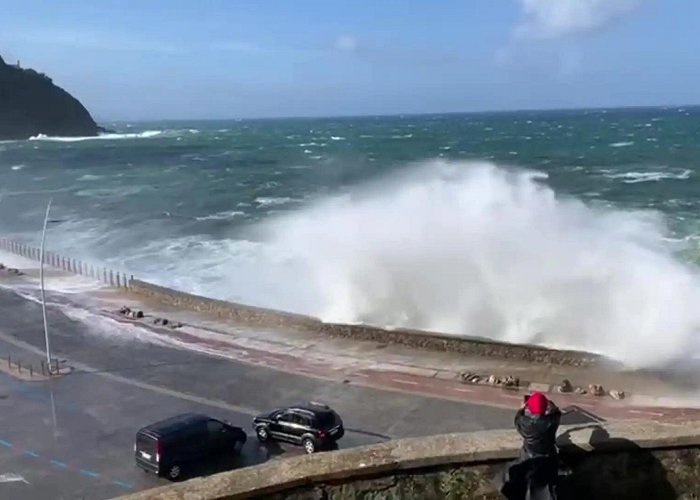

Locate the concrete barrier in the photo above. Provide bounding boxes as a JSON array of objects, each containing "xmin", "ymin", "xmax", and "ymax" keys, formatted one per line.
[
  {"xmin": 117, "ymin": 420, "xmax": 700, "ymax": 500},
  {"xmin": 129, "ymin": 279, "xmax": 600, "ymax": 367},
  {"xmin": 0, "ymin": 236, "xmax": 601, "ymax": 367}
]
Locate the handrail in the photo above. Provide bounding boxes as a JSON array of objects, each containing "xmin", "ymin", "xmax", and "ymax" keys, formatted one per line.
[{"xmin": 0, "ymin": 238, "xmax": 133, "ymax": 289}]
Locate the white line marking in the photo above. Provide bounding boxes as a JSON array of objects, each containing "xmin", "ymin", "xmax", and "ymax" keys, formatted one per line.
[
  {"xmin": 453, "ymin": 388, "xmax": 474, "ymax": 393},
  {"xmin": 391, "ymin": 378, "xmax": 419, "ymax": 386},
  {"xmin": 0, "ymin": 473, "xmax": 29, "ymax": 484},
  {"xmin": 629, "ymin": 409, "xmax": 665, "ymax": 417}
]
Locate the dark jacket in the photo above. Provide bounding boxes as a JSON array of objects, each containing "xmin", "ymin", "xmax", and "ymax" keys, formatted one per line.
[{"xmin": 515, "ymin": 401, "xmax": 562, "ymax": 458}]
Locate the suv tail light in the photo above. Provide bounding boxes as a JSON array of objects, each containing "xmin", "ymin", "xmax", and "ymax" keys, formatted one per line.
[
  {"xmin": 156, "ymin": 440, "xmax": 161, "ymax": 463},
  {"xmin": 318, "ymin": 431, "xmax": 326, "ymax": 439}
]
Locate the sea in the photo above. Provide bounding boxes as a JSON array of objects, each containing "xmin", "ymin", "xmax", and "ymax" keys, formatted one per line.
[{"xmin": 2, "ymin": 106, "xmax": 700, "ymax": 367}]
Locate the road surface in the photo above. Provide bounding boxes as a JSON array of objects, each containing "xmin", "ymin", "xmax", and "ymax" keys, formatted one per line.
[{"xmin": 0, "ymin": 286, "xmax": 520, "ymax": 499}]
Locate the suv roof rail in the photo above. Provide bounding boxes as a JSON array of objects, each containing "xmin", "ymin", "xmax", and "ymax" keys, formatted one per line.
[{"xmin": 308, "ymin": 401, "xmax": 330, "ymax": 409}]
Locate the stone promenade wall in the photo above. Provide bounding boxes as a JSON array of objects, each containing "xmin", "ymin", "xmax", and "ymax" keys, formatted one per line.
[
  {"xmin": 129, "ymin": 279, "xmax": 600, "ymax": 367},
  {"xmin": 118, "ymin": 420, "xmax": 700, "ymax": 500},
  {"xmin": 0, "ymin": 236, "xmax": 600, "ymax": 367}
]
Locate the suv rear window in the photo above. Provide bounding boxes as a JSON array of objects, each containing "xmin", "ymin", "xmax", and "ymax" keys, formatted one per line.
[{"xmin": 314, "ymin": 411, "xmax": 336, "ymax": 429}]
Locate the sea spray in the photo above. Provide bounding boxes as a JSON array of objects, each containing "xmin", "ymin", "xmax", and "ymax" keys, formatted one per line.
[{"xmin": 262, "ymin": 160, "xmax": 700, "ymax": 367}]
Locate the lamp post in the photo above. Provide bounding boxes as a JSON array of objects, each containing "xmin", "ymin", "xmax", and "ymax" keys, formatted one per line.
[{"xmin": 39, "ymin": 198, "xmax": 53, "ymax": 372}]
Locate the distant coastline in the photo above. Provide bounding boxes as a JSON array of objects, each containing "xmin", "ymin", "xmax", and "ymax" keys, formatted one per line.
[{"xmin": 0, "ymin": 54, "xmax": 102, "ymax": 140}]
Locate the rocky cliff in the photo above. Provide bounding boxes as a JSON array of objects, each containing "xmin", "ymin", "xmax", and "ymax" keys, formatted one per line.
[{"xmin": 0, "ymin": 54, "xmax": 101, "ymax": 140}]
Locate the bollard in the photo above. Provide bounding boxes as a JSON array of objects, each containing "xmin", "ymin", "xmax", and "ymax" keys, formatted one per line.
[
  {"xmin": 17, "ymin": 361, "xmax": 21, "ymax": 373},
  {"xmin": 29, "ymin": 365, "xmax": 33, "ymax": 378},
  {"xmin": 103, "ymin": 268, "xmax": 107, "ymax": 283},
  {"xmin": 40, "ymin": 360, "xmax": 45, "ymax": 376},
  {"xmin": 109, "ymin": 269, "xmax": 114, "ymax": 286},
  {"xmin": 116, "ymin": 273, "xmax": 121, "ymax": 288}
]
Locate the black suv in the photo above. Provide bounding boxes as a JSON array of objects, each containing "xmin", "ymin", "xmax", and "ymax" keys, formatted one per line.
[
  {"xmin": 135, "ymin": 413, "xmax": 247, "ymax": 480},
  {"xmin": 252, "ymin": 402, "xmax": 344, "ymax": 453}
]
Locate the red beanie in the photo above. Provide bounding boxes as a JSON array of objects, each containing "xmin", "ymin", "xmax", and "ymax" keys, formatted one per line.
[{"xmin": 526, "ymin": 392, "xmax": 548, "ymax": 416}]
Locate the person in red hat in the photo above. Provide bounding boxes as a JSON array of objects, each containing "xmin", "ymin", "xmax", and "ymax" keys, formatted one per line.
[{"xmin": 501, "ymin": 392, "xmax": 562, "ymax": 500}]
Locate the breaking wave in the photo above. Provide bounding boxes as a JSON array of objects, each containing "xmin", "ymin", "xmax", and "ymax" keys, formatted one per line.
[
  {"xmin": 28, "ymin": 130, "xmax": 162, "ymax": 142},
  {"xmin": 260, "ymin": 160, "xmax": 700, "ymax": 368}
]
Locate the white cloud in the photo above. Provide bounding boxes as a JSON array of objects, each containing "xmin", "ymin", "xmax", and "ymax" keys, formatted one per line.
[
  {"xmin": 515, "ymin": 0, "xmax": 643, "ymax": 39},
  {"xmin": 334, "ymin": 35, "xmax": 359, "ymax": 53}
]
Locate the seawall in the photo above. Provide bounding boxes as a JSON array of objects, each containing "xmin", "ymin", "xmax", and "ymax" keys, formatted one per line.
[
  {"xmin": 118, "ymin": 420, "xmax": 700, "ymax": 499},
  {"xmin": 0, "ymin": 237, "xmax": 600, "ymax": 367}
]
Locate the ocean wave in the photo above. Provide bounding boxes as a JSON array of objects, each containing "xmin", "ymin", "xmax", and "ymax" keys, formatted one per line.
[
  {"xmin": 391, "ymin": 133, "xmax": 414, "ymax": 139},
  {"xmin": 330, "ymin": 136, "xmax": 346, "ymax": 141},
  {"xmin": 609, "ymin": 141, "xmax": 635, "ymax": 148},
  {"xmin": 195, "ymin": 210, "xmax": 245, "ymax": 221},
  {"xmin": 259, "ymin": 160, "xmax": 700, "ymax": 368},
  {"xmin": 10, "ymin": 164, "xmax": 25, "ymax": 171},
  {"xmin": 605, "ymin": 170, "xmax": 692, "ymax": 184},
  {"xmin": 77, "ymin": 174, "xmax": 104, "ymax": 181},
  {"xmin": 255, "ymin": 196, "xmax": 298, "ymax": 207},
  {"xmin": 28, "ymin": 130, "xmax": 162, "ymax": 142}
]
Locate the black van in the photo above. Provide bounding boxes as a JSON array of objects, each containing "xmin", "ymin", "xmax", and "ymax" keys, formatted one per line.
[{"xmin": 135, "ymin": 413, "xmax": 247, "ymax": 480}]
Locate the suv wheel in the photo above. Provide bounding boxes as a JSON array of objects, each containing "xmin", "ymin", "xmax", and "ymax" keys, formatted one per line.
[
  {"xmin": 256, "ymin": 426, "xmax": 270, "ymax": 442},
  {"xmin": 302, "ymin": 437, "xmax": 316, "ymax": 454},
  {"xmin": 167, "ymin": 464, "xmax": 181, "ymax": 480}
]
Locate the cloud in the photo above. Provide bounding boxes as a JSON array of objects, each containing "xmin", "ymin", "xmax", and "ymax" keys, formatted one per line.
[
  {"xmin": 334, "ymin": 35, "xmax": 359, "ymax": 53},
  {"xmin": 514, "ymin": 0, "xmax": 643, "ymax": 39}
]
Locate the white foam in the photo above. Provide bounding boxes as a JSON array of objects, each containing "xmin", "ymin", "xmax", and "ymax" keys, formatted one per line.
[
  {"xmin": 609, "ymin": 141, "xmax": 635, "ymax": 148},
  {"xmin": 258, "ymin": 160, "xmax": 700, "ymax": 368},
  {"xmin": 195, "ymin": 210, "xmax": 245, "ymax": 221},
  {"xmin": 28, "ymin": 130, "xmax": 162, "ymax": 142},
  {"xmin": 605, "ymin": 170, "xmax": 691, "ymax": 184},
  {"xmin": 10, "ymin": 164, "xmax": 25, "ymax": 171},
  {"xmin": 77, "ymin": 174, "xmax": 104, "ymax": 181},
  {"xmin": 330, "ymin": 136, "xmax": 346, "ymax": 141},
  {"xmin": 255, "ymin": 197, "xmax": 297, "ymax": 207}
]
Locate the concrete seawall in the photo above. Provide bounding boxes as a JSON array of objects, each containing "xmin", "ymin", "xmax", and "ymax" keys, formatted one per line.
[
  {"xmin": 118, "ymin": 420, "xmax": 700, "ymax": 499},
  {"xmin": 129, "ymin": 279, "xmax": 600, "ymax": 367},
  {"xmin": 0, "ymin": 237, "xmax": 601, "ymax": 367}
]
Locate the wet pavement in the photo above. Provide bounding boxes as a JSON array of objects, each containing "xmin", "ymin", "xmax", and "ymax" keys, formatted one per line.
[{"xmin": 0, "ymin": 286, "xmax": 520, "ymax": 499}]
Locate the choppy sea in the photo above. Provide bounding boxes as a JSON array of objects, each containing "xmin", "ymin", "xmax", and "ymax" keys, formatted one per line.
[{"xmin": 2, "ymin": 107, "xmax": 700, "ymax": 366}]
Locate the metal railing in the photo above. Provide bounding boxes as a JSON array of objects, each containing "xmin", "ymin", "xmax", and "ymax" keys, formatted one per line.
[{"xmin": 0, "ymin": 238, "xmax": 133, "ymax": 289}]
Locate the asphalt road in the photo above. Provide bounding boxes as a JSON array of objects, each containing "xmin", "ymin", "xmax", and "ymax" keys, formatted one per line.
[{"xmin": 0, "ymin": 285, "xmax": 517, "ymax": 499}]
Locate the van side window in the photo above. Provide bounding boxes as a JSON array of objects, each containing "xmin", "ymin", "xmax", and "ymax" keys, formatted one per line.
[{"xmin": 207, "ymin": 420, "xmax": 225, "ymax": 434}]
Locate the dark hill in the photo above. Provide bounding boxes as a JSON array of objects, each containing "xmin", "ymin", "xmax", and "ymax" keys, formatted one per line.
[{"xmin": 0, "ymin": 54, "xmax": 101, "ymax": 140}]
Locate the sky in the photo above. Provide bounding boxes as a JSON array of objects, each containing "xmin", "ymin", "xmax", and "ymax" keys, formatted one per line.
[{"xmin": 1, "ymin": 0, "xmax": 699, "ymax": 120}]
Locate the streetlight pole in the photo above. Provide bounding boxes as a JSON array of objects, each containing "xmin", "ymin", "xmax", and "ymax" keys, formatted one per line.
[{"xmin": 39, "ymin": 197, "xmax": 53, "ymax": 372}]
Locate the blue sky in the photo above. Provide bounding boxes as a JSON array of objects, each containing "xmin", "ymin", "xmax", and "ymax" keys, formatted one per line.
[{"xmin": 2, "ymin": 0, "xmax": 699, "ymax": 120}]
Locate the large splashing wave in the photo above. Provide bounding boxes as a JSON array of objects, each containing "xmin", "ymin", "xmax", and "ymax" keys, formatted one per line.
[{"xmin": 260, "ymin": 160, "xmax": 700, "ymax": 367}]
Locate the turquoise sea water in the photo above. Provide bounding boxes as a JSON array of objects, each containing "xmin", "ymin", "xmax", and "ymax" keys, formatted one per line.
[{"xmin": 2, "ymin": 107, "xmax": 700, "ymax": 364}]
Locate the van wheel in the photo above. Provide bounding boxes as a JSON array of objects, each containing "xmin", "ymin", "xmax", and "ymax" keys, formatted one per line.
[
  {"xmin": 256, "ymin": 426, "xmax": 270, "ymax": 442},
  {"xmin": 167, "ymin": 464, "xmax": 182, "ymax": 480},
  {"xmin": 302, "ymin": 437, "xmax": 316, "ymax": 454}
]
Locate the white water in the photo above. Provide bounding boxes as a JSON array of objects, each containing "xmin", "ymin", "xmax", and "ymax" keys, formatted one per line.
[
  {"xmin": 28, "ymin": 130, "xmax": 162, "ymax": 142},
  {"xmin": 258, "ymin": 160, "xmax": 700, "ymax": 368}
]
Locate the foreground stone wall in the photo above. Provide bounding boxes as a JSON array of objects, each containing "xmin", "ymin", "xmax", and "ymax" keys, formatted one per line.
[
  {"xmin": 119, "ymin": 421, "xmax": 700, "ymax": 500},
  {"xmin": 129, "ymin": 279, "xmax": 599, "ymax": 367}
]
